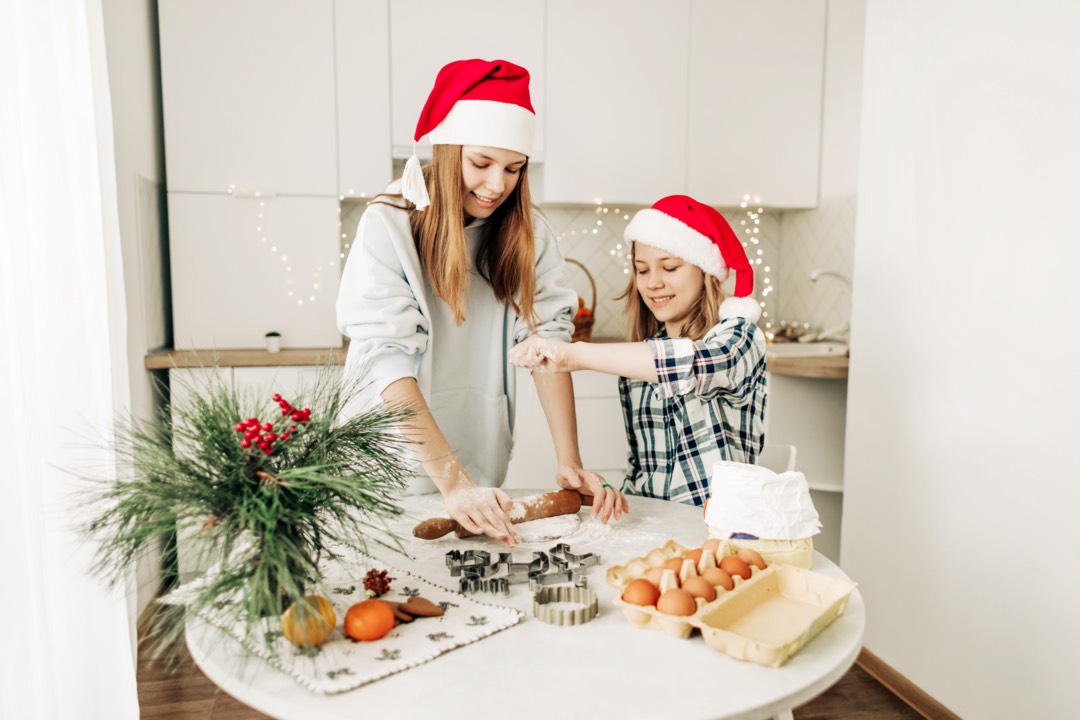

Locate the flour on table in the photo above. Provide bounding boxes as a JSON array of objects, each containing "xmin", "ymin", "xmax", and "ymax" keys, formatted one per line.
[{"xmin": 515, "ymin": 513, "xmax": 582, "ymax": 542}]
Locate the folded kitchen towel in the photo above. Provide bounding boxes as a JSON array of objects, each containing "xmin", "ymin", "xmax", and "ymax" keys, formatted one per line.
[{"xmin": 162, "ymin": 558, "xmax": 524, "ymax": 694}]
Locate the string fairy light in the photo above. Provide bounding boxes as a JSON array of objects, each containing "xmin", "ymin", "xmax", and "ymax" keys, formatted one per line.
[{"xmin": 739, "ymin": 194, "xmax": 775, "ymax": 339}]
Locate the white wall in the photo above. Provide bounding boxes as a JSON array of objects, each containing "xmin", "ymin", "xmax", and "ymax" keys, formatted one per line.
[
  {"xmin": 101, "ymin": 0, "xmax": 169, "ymax": 615},
  {"xmin": 844, "ymin": 2, "xmax": 1080, "ymax": 717}
]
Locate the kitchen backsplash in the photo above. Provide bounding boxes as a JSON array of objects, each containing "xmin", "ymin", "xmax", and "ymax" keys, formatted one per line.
[
  {"xmin": 775, "ymin": 194, "xmax": 856, "ymax": 337},
  {"xmin": 341, "ymin": 197, "xmax": 851, "ymax": 342}
]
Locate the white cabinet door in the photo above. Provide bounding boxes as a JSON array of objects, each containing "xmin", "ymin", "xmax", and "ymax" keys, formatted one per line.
[
  {"xmin": 170, "ymin": 366, "xmax": 343, "ymax": 582},
  {"xmin": 168, "ymin": 193, "xmax": 343, "ymax": 349},
  {"xmin": 388, "ymin": 1, "xmax": 546, "ymax": 161},
  {"xmin": 158, "ymin": 0, "xmax": 338, "ymax": 195},
  {"xmin": 230, "ymin": 367, "xmax": 340, "ymax": 407},
  {"xmin": 543, "ymin": 0, "xmax": 690, "ymax": 205},
  {"xmin": 336, "ymin": 0, "xmax": 394, "ymax": 198},
  {"xmin": 169, "ymin": 367, "xmax": 233, "ymax": 583},
  {"xmin": 687, "ymin": 0, "xmax": 826, "ymax": 208},
  {"xmin": 505, "ymin": 369, "xmax": 628, "ymax": 490}
]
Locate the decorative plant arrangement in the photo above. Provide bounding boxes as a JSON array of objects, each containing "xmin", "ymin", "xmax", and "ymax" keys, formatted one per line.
[
  {"xmin": 264, "ymin": 330, "xmax": 282, "ymax": 353},
  {"xmin": 79, "ymin": 368, "xmax": 415, "ymax": 661}
]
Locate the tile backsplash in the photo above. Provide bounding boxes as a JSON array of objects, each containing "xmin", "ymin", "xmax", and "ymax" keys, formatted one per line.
[{"xmin": 340, "ymin": 196, "xmax": 851, "ymax": 342}]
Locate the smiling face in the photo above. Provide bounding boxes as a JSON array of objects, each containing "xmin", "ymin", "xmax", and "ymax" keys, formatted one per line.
[
  {"xmin": 460, "ymin": 146, "xmax": 527, "ymax": 221},
  {"xmin": 633, "ymin": 242, "xmax": 706, "ymax": 337}
]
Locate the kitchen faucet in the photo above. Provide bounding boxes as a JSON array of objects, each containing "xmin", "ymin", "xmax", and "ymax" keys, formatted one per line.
[{"xmin": 805, "ymin": 269, "xmax": 852, "ymax": 343}]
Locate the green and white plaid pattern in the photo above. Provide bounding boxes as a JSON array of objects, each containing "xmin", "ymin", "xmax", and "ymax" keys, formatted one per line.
[{"xmin": 618, "ymin": 319, "xmax": 767, "ymax": 507}]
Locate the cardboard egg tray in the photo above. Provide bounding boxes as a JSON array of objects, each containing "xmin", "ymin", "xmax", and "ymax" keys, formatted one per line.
[{"xmin": 606, "ymin": 540, "xmax": 857, "ymax": 667}]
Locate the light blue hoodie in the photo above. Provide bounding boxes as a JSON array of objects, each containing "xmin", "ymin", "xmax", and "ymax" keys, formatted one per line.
[{"xmin": 336, "ymin": 197, "xmax": 575, "ymax": 493}]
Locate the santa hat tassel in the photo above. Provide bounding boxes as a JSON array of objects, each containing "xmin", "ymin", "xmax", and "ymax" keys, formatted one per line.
[{"xmin": 401, "ymin": 143, "xmax": 430, "ymax": 211}]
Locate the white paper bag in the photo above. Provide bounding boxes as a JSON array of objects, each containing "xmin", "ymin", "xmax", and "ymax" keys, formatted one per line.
[{"xmin": 705, "ymin": 461, "xmax": 822, "ymax": 540}]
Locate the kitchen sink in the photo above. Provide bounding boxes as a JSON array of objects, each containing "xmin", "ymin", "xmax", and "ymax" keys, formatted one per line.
[{"xmin": 765, "ymin": 341, "xmax": 849, "ymax": 357}]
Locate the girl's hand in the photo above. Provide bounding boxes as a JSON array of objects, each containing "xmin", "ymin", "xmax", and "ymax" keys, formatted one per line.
[
  {"xmin": 509, "ymin": 336, "xmax": 577, "ymax": 373},
  {"xmin": 555, "ymin": 465, "xmax": 629, "ymax": 524},
  {"xmin": 444, "ymin": 485, "xmax": 521, "ymax": 546}
]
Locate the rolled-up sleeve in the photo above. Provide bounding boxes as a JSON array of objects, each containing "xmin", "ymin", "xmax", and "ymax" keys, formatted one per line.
[
  {"xmin": 336, "ymin": 206, "xmax": 429, "ymax": 396},
  {"xmin": 647, "ymin": 319, "xmax": 765, "ymax": 404},
  {"xmin": 513, "ymin": 213, "xmax": 576, "ymax": 344}
]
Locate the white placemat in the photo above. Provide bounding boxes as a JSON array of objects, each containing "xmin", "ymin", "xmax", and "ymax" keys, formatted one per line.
[{"xmin": 163, "ymin": 559, "xmax": 524, "ymax": 694}]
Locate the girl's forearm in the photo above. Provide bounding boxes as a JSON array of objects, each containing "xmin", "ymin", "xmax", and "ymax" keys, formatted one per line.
[
  {"xmin": 380, "ymin": 377, "xmax": 471, "ymax": 493},
  {"xmin": 572, "ymin": 341, "xmax": 658, "ymax": 383}
]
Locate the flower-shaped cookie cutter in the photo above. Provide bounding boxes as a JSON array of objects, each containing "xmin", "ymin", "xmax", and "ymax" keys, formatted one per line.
[{"xmin": 533, "ymin": 585, "xmax": 599, "ymax": 626}]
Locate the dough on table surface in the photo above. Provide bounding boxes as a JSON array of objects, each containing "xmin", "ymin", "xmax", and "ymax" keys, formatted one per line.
[{"xmin": 515, "ymin": 513, "xmax": 582, "ymax": 542}]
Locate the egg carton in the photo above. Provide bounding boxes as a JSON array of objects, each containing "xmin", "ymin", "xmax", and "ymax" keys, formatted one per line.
[{"xmin": 606, "ymin": 540, "xmax": 857, "ymax": 667}]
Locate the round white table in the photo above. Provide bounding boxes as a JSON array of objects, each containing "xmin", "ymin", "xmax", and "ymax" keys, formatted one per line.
[{"xmin": 187, "ymin": 493, "xmax": 864, "ymax": 720}]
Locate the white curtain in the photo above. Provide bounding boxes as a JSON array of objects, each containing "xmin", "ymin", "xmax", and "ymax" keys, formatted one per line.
[{"xmin": 0, "ymin": 0, "xmax": 139, "ymax": 718}]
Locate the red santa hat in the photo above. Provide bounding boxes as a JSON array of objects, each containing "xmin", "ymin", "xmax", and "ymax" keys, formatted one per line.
[
  {"xmin": 624, "ymin": 195, "xmax": 761, "ymax": 322},
  {"xmin": 403, "ymin": 59, "xmax": 536, "ymax": 210}
]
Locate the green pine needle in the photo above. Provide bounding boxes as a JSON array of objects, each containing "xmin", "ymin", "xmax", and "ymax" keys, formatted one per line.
[{"xmin": 79, "ymin": 365, "xmax": 416, "ymax": 663}]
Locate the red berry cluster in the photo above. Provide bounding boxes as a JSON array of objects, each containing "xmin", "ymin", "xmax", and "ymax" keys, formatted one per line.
[
  {"xmin": 233, "ymin": 394, "xmax": 312, "ymax": 455},
  {"xmin": 363, "ymin": 568, "xmax": 393, "ymax": 598}
]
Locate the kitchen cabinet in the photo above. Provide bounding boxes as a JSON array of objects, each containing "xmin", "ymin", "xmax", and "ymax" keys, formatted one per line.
[
  {"xmin": 764, "ymin": 371, "xmax": 845, "ymax": 562},
  {"xmin": 542, "ymin": 0, "xmax": 825, "ymax": 207},
  {"xmin": 543, "ymin": 0, "xmax": 690, "ymax": 205},
  {"xmin": 687, "ymin": 0, "xmax": 826, "ymax": 208},
  {"xmin": 336, "ymin": 0, "xmax": 394, "ymax": 198},
  {"xmin": 168, "ymin": 193, "xmax": 343, "ymax": 350},
  {"xmin": 158, "ymin": 0, "xmax": 338, "ymax": 196},
  {"xmin": 388, "ymin": 0, "xmax": 546, "ymax": 161},
  {"xmin": 505, "ymin": 369, "xmax": 629, "ymax": 489},
  {"xmin": 169, "ymin": 367, "xmax": 230, "ymax": 583}
]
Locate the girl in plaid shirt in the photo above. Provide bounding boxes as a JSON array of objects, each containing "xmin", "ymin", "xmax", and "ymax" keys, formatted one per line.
[{"xmin": 511, "ymin": 195, "xmax": 766, "ymax": 507}]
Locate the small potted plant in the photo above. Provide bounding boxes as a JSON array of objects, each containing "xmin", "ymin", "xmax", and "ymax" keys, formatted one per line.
[{"xmin": 265, "ymin": 330, "xmax": 282, "ymax": 353}]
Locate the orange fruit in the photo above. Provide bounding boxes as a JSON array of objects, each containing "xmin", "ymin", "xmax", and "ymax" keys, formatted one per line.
[
  {"xmin": 281, "ymin": 595, "xmax": 336, "ymax": 648},
  {"xmin": 344, "ymin": 599, "xmax": 395, "ymax": 642}
]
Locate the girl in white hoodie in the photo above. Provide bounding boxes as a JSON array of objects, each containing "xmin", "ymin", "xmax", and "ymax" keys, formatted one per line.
[{"xmin": 337, "ymin": 59, "xmax": 627, "ymax": 546}]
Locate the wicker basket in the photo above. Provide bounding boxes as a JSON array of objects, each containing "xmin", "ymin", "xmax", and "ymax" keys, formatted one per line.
[{"xmin": 565, "ymin": 258, "xmax": 596, "ymax": 342}]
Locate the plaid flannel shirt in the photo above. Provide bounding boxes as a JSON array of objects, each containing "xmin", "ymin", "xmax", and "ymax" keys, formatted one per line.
[{"xmin": 618, "ymin": 318, "xmax": 767, "ymax": 507}]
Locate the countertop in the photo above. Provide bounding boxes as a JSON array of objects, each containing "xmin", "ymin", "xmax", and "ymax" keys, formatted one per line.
[
  {"xmin": 766, "ymin": 353, "xmax": 849, "ymax": 380},
  {"xmin": 146, "ymin": 340, "xmax": 849, "ymax": 379}
]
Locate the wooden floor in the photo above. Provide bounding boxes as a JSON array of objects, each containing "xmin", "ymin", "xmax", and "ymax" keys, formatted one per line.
[{"xmin": 138, "ymin": 631, "xmax": 924, "ymax": 720}]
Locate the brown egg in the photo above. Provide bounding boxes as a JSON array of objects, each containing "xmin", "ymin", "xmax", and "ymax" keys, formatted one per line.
[
  {"xmin": 680, "ymin": 576, "xmax": 717, "ymax": 602},
  {"xmin": 737, "ymin": 548, "xmax": 767, "ymax": 570},
  {"xmin": 664, "ymin": 557, "xmax": 685, "ymax": 573},
  {"xmin": 656, "ymin": 588, "xmax": 698, "ymax": 616},
  {"xmin": 683, "ymin": 548, "xmax": 703, "ymax": 565},
  {"xmin": 720, "ymin": 555, "xmax": 752, "ymax": 580},
  {"xmin": 701, "ymin": 566, "xmax": 735, "ymax": 591},
  {"xmin": 621, "ymin": 578, "xmax": 660, "ymax": 607},
  {"xmin": 643, "ymin": 566, "xmax": 667, "ymax": 587},
  {"xmin": 702, "ymin": 538, "xmax": 723, "ymax": 556}
]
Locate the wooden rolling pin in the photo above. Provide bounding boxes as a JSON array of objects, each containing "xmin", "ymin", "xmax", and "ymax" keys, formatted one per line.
[{"xmin": 412, "ymin": 489, "xmax": 586, "ymax": 540}]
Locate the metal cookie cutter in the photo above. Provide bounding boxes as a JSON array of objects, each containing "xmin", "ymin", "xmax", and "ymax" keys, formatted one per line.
[
  {"xmin": 528, "ymin": 569, "xmax": 588, "ymax": 592},
  {"xmin": 549, "ymin": 543, "xmax": 601, "ymax": 570},
  {"xmin": 533, "ymin": 585, "xmax": 599, "ymax": 626}
]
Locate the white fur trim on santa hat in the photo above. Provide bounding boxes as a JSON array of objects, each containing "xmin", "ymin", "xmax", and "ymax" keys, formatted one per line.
[
  {"xmin": 624, "ymin": 208, "xmax": 727, "ymax": 279},
  {"xmin": 719, "ymin": 296, "xmax": 762, "ymax": 323},
  {"xmin": 428, "ymin": 99, "xmax": 536, "ymax": 156}
]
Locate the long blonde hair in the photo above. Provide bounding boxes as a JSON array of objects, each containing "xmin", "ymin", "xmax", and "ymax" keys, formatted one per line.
[
  {"xmin": 617, "ymin": 242, "xmax": 725, "ymax": 341},
  {"xmin": 374, "ymin": 145, "xmax": 537, "ymax": 328}
]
